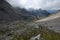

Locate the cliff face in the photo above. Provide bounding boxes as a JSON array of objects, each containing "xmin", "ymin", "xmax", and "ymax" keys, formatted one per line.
[{"xmin": 0, "ymin": 0, "xmax": 22, "ymax": 22}]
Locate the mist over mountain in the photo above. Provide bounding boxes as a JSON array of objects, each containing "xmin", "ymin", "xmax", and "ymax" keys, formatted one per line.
[{"xmin": 0, "ymin": 0, "xmax": 50, "ymax": 22}]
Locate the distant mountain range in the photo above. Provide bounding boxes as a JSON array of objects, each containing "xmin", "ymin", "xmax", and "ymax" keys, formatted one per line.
[
  {"xmin": 0, "ymin": 0, "xmax": 50, "ymax": 22},
  {"xmin": 47, "ymin": 10, "xmax": 58, "ymax": 13},
  {"xmin": 28, "ymin": 9, "xmax": 50, "ymax": 16}
]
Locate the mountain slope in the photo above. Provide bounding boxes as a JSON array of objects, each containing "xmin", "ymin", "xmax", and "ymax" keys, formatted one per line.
[
  {"xmin": 0, "ymin": 0, "xmax": 34, "ymax": 22},
  {"xmin": 0, "ymin": 0, "xmax": 21, "ymax": 22}
]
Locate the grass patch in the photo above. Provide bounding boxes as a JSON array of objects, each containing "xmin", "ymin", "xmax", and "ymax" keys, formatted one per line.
[
  {"xmin": 0, "ymin": 30, "xmax": 6, "ymax": 35},
  {"xmin": 40, "ymin": 28, "xmax": 60, "ymax": 40},
  {"xmin": 12, "ymin": 26, "xmax": 60, "ymax": 40}
]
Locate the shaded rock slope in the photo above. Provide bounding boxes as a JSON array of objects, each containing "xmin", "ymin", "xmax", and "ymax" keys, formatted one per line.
[
  {"xmin": 0, "ymin": 0, "xmax": 21, "ymax": 22},
  {"xmin": 0, "ymin": 0, "xmax": 33, "ymax": 22}
]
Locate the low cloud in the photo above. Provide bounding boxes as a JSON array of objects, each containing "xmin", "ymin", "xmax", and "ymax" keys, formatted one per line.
[{"xmin": 6, "ymin": 0, "xmax": 60, "ymax": 10}]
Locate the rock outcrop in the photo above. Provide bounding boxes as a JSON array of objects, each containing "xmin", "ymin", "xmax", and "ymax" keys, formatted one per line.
[{"xmin": 0, "ymin": 0, "xmax": 21, "ymax": 22}]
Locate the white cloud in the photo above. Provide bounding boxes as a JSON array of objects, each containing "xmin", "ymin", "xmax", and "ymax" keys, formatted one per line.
[{"xmin": 6, "ymin": 0, "xmax": 60, "ymax": 10}]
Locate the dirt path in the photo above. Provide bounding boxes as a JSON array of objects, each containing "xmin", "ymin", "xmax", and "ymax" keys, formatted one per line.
[
  {"xmin": 36, "ymin": 12, "xmax": 60, "ymax": 22},
  {"xmin": 35, "ymin": 12, "xmax": 60, "ymax": 33}
]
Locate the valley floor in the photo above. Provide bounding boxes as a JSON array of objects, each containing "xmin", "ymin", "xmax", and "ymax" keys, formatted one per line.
[
  {"xmin": 0, "ymin": 12, "xmax": 60, "ymax": 40},
  {"xmin": 0, "ymin": 20, "xmax": 60, "ymax": 40}
]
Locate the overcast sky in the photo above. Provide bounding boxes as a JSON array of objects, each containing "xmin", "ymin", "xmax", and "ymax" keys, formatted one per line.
[{"xmin": 6, "ymin": 0, "xmax": 60, "ymax": 10}]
